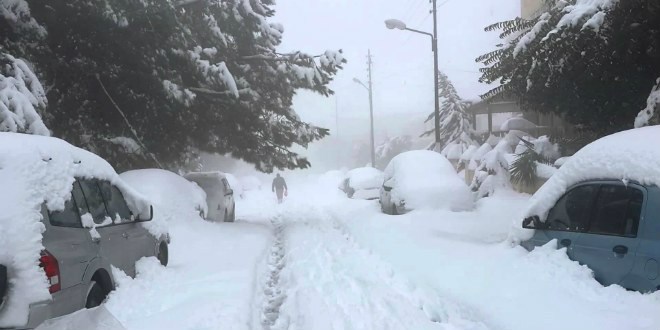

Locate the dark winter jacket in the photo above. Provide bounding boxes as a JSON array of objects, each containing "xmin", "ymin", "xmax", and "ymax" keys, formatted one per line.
[{"xmin": 272, "ymin": 176, "xmax": 287, "ymax": 192}]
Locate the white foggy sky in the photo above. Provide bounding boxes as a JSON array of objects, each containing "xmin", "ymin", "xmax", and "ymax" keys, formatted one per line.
[{"xmin": 274, "ymin": 0, "xmax": 520, "ymax": 137}]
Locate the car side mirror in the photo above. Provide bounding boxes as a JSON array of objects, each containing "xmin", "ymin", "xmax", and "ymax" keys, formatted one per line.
[
  {"xmin": 522, "ymin": 215, "xmax": 543, "ymax": 229},
  {"xmin": 225, "ymin": 189, "xmax": 234, "ymax": 196},
  {"xmin": 383, "ymin": 184, "xmax": 392, "ymax": 192},
  {"xmin": 136, "ymin": 205, "xmax": 154, "ymax": 222}
]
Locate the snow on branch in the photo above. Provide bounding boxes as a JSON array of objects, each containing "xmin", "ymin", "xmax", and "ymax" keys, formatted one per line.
[
  {"xmin": 1, "ymin": 0, "xmax": 46, "ymax": 35},
  {"xmin": 188, "ymin": 47, "xmax": 239, "ymax": 98},
  {"xmin": 0, "ymin": 54, "xmax": 49, "ymax": 136},
  {"xmin": 514, "ymin": 0, "xmax": 618, "ymax": 57},
  {"xmin": 634, "ymin": 78, "xmax": 660, "ymax": 128}
]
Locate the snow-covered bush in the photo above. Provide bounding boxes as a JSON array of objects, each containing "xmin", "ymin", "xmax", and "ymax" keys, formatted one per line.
[
  {"xmin": 634, "ymin": 78, "xmax": 660, "ymax": 128},
  {"xmin": 470, "ymin": 148, "xmax": 511, "ymax": 199},
  {"xmin": 510, "ymin": 136, "xmax": 560, "ymax": 187},
  {"xmin": 0, "ymin": 54, "xmax": 48, "ymax": 135}
]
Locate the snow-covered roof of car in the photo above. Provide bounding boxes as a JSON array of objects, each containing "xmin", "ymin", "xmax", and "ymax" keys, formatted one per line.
[
  {"xmin": 0, "ymin": 133, "xmax": 152, "ymax": 327},
  {"xmin": 183, "ymin": 171, "xmax": 227, "ymax": 181},
  {"xmin": 384, "ymin": 150, "xmax": 473, "ymax": 211},
  {"xmin": 346, "ymin": 167, "xmax": 383, "ymax": 190},
  {"xmin": 121, "ymin": 169, "xmax": 208, "ymax": 223},
  {"xmin": 525, "ymin": 126, "xmax": 660, "ymax": 222}
]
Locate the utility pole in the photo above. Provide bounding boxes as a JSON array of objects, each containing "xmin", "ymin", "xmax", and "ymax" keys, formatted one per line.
[
  {"xmin": 367, "ymin": 50, "xmax": 376, "ymax": 168},
  {"xmin": 335, "ymin": 95, "xmax": 340, "ymax": 168},
  {"xmin": 432, "ymin": 0, "xmax": 441, "ymax": 147}
]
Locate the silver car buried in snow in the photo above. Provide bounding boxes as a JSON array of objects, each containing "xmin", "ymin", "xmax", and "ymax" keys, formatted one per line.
[{"xmin": 0, "ymin": 133, "xmax": 169, "ymax": 329}]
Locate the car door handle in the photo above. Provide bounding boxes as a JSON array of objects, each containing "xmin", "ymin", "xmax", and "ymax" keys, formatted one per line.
[
  {"xmin": 560, "ymin": 239, "xmax": 571, "ymax": 247},
  {"xmin": 613, "ymin": 245, "xmax": 628, "ymax": 256}
]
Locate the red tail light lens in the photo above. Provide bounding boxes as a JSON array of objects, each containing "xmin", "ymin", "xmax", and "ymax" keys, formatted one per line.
[{"xmin": 39, "ymin": 250, "xmax": 60, "ymax": 293}]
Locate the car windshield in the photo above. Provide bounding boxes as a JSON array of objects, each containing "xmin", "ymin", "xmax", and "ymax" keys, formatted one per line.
[{"xmin": 2, "ymin": 0, "xmax": 658, "ymax": 329}]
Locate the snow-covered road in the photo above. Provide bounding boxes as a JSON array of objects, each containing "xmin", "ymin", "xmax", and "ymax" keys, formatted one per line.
[{"xmin": 98, "ymin": 182, "xmax": 660, "ymax": 330}]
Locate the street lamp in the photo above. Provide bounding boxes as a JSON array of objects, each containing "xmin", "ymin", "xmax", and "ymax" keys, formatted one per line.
[
  {"xmin": 353, "ymin": 77, "xmax": 376, "ymax": 168},
  {"xmin": 385, "ymin": 7, "xmax": 441, "ymax": 148}
]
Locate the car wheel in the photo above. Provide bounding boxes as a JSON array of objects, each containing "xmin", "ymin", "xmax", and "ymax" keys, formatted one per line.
[
  {"xmin": 85, "ymin": 281, "xmax": 106, "ymax": 308},
  {"xmin": 157, "ymin": 243, "xmax": 169, "ymax": 267}
]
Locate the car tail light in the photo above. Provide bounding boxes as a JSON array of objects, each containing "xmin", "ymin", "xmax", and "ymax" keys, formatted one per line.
[{"xmin": 39, "ymin": 250, "xmax": 60, "ymax": 293}]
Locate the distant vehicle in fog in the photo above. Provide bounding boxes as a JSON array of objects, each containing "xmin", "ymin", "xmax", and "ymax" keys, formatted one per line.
[
  {"xmin": 120, "ymin": 169, "xmax": 208, "ymax": 220},
  {"xmin": 184, "ymin": 172, "xmax": 236, "ymax": 222},
  {"xmin": 379, "ymin": 150, "xmax": 473, "ymax": 215},
  {"xmin": 341, "ymin": 167, "xmax": 384, "ymax": 200}
]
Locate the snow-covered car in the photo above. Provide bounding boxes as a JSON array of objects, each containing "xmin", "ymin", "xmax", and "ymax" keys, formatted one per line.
[
  {"xmin": 379, "ymin": 150, "xmax": 473, "ymax": 214},
  {"xmin": 225, "ymin": 173, "xmax": 244, "ymax": 199},
  {"xmin": 518, "ymin": 126, "xmax": 660, "ymax": 292},
  {"xmin": 120, "ymin": 169, "xmax": 208, "ymax": 220},
  {"xmin": 184, "ymin": 172, "xmax": 236, "ymax": 222},
  {"xmin": 0, "ymin": 133, "xmax": 168, "ymax": 329},
  {"xmin": 340, "ymin": 167, "xmax": 384, "ymax": 200}
]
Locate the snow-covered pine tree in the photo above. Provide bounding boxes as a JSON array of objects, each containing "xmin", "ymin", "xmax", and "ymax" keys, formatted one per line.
[
  {"xmin": 423, "ymin": 71, "xmax": 474, "ymax": 152},
  {"xmin": 375, "ymin": 135, "xmax": 412, "ymax": 169},
  {"xmin": 2, "ymin": 0, "xmax": 345, "ymax": 172},
  {"xmin": 635, "ymin": 78, "xmax": 660, "ymax": 128},
  {"xmin": 478, "ymin": 0, "xmax": 660, "ymax": 136},
  {"xmin": 0, "ymin": 0, "xmax": 48, "ymax": 136}
]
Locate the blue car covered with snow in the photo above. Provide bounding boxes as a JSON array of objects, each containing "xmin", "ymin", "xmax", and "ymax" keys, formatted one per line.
[{"xmin": 518, "ymin": 126, "xmax": 660, "ymax": 293}]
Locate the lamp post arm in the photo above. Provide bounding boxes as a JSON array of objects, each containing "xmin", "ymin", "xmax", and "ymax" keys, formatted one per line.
[{"xmin": 404, "ymin": 28, "xmax": 434, "ymax": 40}]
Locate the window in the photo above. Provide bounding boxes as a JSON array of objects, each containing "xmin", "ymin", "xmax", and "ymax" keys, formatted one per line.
[
  {"xmin": 546, "ymin": 185, "xmax": 598, "ymax": 232},
  {"xmin": 588, "ymin": 185, "xmax": 644, "ymax": 237},
  {"xmin": 221, "ymin": 178, "xmax": 230, "ymax": 190},
  {"xmin": 78, "ymin": 179, "xmax": 109, "ymax": 224},
  {"xmin": 48, "ymin": 182, "xmax": 84, "ymax": 228},
  {"xmin": 98, "ymin": 181, "xmax": 132, "ymax": 223}
]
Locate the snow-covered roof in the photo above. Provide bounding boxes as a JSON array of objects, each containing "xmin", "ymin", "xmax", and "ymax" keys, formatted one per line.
[
  {"xmin": 525, "ymin": 126, "xmax": 660, "ymax": 222},
  {"xmin": 0, "ymin": 133, "xmax": 152, "ymax": 327},
  {"xmin": 121, "ymin": 169, "xmax": 208, "ymax": 222},
  {"xmin": 385, "ymin": 150, "xmax": 472, "ymax": 211},
  {"xmin": 346, "ymin": 167, "xmax": 384, "ymax": 191}
]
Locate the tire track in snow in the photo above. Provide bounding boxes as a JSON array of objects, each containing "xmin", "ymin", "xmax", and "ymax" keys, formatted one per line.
[{"xmin": 258, "ymin": 215, "xmax": 287, "ymax": 330}]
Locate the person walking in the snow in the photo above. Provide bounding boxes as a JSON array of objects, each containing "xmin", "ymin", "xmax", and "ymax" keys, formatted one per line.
[{"xmin": 272, "ymin": 173, "xmax": 288, "ymax": 204}]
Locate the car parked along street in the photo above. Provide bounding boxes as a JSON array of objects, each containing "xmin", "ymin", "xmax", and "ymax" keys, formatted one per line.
[{"xmin": 0, "ymin": 133, "xmax": 168, "ymax": 329}]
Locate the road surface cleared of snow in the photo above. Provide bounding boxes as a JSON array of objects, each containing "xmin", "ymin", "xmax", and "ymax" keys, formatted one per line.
[{"xmin": 57, "ymin": 177, "xmax": 660, "ymax": 330}]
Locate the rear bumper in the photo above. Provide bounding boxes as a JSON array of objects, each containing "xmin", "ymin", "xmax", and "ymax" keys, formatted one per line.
[{"xmin": 23, "ymin": 284, "xmax": 86, "ymax": 329}]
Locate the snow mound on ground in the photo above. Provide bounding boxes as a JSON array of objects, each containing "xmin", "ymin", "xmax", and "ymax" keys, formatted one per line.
[
  {"xmin": 385, "ymin": 150, "xmax": 473, "ymax": 211},
  {"xmin": 520, "ymin": 126, "xmax": 660, "ymax": 238},
  {"xmin": 0, "ymin": 133, "xmax": 152, "ymax": 327},
  {"xmin": 120, "ymin": 169, "xmax": 207, "ymax": 223},
  {"xmin": 317, "ymin": 170, "xmax": 345, "ymax": 190},
  {"xmin": 346, "ymin": 167, "xmax": 383, "ymax": 190}
]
